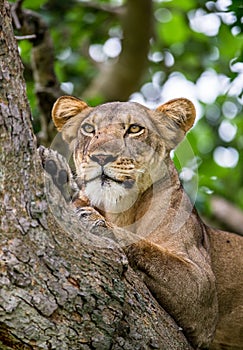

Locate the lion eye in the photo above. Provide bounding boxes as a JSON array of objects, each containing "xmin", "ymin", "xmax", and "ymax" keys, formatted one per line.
[
  {"xmin": 127, "ymin": 124, "xmax": 144, "ymax": 135},
  {"xmin": 81, "ymin": 123, "xmax": 95, "ymax": 134}
]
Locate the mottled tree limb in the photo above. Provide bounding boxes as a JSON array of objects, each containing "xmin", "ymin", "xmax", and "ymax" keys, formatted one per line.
[
  {"xmin": 210, "ymin": 196, "xmax": 243, "ymax": 236},
  {"xmin": 12, "ymin": 1, "xmax": 63, "ymax": 144},
  {"xmin": 79, "ymin": 0, "xmax": 124, "ymax": 15},
  {"xmin": 83, "ymin": 0, "xmax": 153, "ymax": 101}
]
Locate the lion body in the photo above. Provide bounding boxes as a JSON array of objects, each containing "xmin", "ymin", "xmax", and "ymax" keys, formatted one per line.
[{"xmin": 52, "ymin": 96, "xmax": 243, "ymax": 350}]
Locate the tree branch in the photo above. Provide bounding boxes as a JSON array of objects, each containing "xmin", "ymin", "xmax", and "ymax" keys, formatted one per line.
[
  {"xmin": 84, "ymin": 0, "xmax": 153, "ymax": 101},
  {"xmin": 210, "ymin": 196, "xmax": 243, "ymax": 236},
  {"xmin": 79, "ymin": 0, "xmax": 124, "ymax": 15},
  {"xmin": 12, "ymin": 2, "xmax": 63, "ymax": 145}
]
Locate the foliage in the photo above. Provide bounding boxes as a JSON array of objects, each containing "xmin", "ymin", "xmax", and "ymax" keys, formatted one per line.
[
  {"xmin": 16, "ymin": 0, "xmax": 243, "ymax": 218},
  {"xmin": 149, "ymin": 0, "xmax": 243, "ymax": 217}
]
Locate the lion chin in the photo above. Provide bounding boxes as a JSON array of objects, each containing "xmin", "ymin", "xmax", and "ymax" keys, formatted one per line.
[{"xmin": 84, "ymin": 175, "xmax": 139, "ymax": 213}]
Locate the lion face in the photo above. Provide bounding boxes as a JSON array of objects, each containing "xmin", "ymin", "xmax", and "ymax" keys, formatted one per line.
[
  {"xmin": 52, "ymin": 96, "xmax": 196, "ymax": 212},
  {"xmin": 73, "ymin": 102, "xmax": 167, "ymax": 212}
]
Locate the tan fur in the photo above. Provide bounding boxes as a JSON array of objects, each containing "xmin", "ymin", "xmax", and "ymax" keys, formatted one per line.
[{"xmin": 52, "ymin": 96, "xmax": 243, "ymax": 350}]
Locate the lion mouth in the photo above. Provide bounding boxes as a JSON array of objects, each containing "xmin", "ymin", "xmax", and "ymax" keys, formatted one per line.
[
  {"xmin": 100, "ymin": 173, "xmax": 135, "ymax": 189},
  {"xmin": 82, "ymin": 171, "xmax": 135, "ymax": 189}
]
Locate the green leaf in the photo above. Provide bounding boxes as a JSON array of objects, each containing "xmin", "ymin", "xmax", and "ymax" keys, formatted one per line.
[
  {"xmin": 172, "ymin": 0, "xmax": 196, "ymax": 11},
  {"xmin": 157, "ymin": 13, "xmax": 190, "ymax": 44},
  {"xmin": 217, "ymin": 24, "xmax": 243, "ymax": 60},
  {"xmin": 23, "ymin": 0, "xmax": 47, "ymax": 10}
]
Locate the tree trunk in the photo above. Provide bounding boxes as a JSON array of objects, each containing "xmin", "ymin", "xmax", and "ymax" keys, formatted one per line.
[{"xmin": 0, "ymin": 1, "xmax": 193, "ymax": 349}]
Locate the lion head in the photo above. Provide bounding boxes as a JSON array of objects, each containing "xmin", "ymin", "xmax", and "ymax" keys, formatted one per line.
[{"xmin": 52, "ymin": 96, "xmax": 195, "ymax": 213}]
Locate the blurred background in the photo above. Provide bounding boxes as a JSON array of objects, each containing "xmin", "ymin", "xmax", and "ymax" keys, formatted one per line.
[{"xmin": 13, "ymin": 0, "xmax": 243, "ymax": 234}]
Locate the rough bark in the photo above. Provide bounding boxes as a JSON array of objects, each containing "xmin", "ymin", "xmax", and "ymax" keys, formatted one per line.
[{"xmin": 0, "ymin": 1, "xmax": 194, "ymax": 349}]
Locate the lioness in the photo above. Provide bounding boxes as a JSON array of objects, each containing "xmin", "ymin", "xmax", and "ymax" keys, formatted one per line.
[{"xmin": 52, "ymin": 96, "xmax": 243, "ymax": 350}]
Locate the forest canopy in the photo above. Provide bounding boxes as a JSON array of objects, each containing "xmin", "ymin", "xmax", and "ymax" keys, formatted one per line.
[{"xmin": 13, "ymin": 0, "xmax": 243, "ymax": 232}]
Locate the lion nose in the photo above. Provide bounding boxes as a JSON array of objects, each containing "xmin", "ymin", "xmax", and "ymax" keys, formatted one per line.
[{"xmin": 90, "ymin": 154, "xmax": 117, "ymax": 166}]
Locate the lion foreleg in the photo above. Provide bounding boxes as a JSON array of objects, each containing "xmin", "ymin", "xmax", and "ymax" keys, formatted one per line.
[{"xmin": 125, "ymin": 239, "xmax": 218, "ymax": 349}]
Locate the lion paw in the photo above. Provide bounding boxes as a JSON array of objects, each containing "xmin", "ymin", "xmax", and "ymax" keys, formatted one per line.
[
  {"xmin": 75, "ymin": 206, "xmax": 107, "ymax": 228},
  {"xmin": 38, "ymin": 146, "xmax": 79, "ymax": 202}
]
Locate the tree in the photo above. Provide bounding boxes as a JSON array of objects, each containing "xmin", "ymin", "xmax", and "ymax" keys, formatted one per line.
[{"xmin": 0, "ymin": 1, "xmax": 194, "ymax": 348}]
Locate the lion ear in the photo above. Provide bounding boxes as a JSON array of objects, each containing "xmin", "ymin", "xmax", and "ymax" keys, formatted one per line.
[
  {"xmin": 155, "ymin": 98, "xmax": 196, "ymax": 149},
  {"xmin": 156, "ymin": 98, "xmax": 196, "ymax": 132},
  {"xmin": 52, "ymin": 96, "xmax": 90, "ymax": 144},
  {"xmin": 52, "ymin": 95, "xmax": 89, "ymax": 132}
]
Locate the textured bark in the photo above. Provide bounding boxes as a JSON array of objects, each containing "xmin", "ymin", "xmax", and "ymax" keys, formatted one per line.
[{"xmin": 0, "ymin": 1, "xmax": 193, "ymax": 349}]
